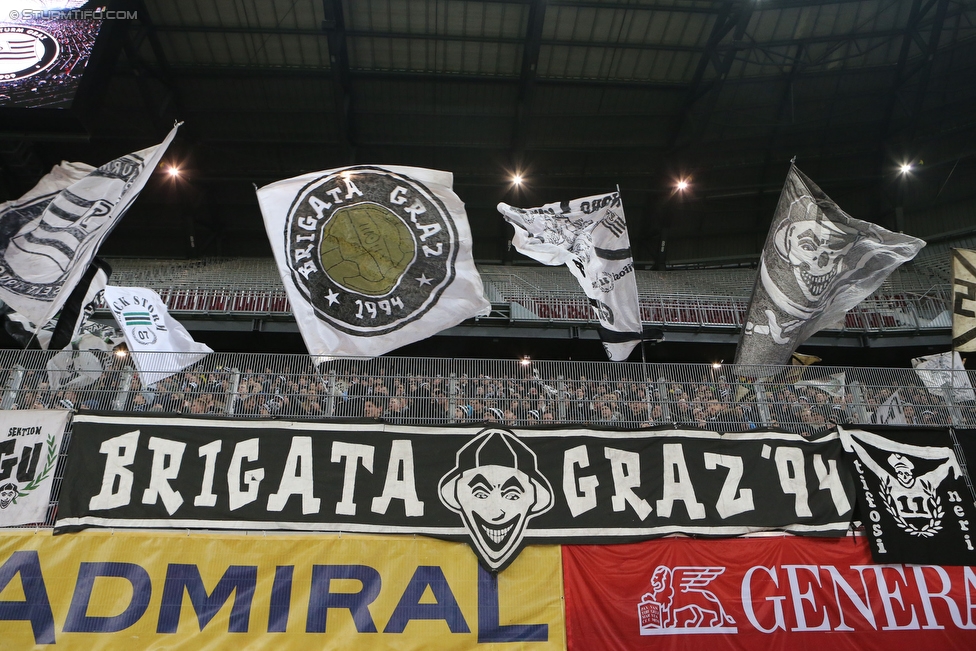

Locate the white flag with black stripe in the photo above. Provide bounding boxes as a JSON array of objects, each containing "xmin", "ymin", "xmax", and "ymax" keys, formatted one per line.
[
  {"xmin": 498, "ymin": 191, "xmax": 642, "ymax": 361},
  {"xmin": 104, "ymin": 285, "xmax": 212, "ymax": 386},
  {"xmin": 952, "ymin": 248, "xmax": 976, "ymax": 352},
  {"xmin": 0, "ymin": 124, "xmax": 179, "ymax": 327},
  {"xmin": 912, "ymin": 350, "xmax": 976, "ymax": 404},
  {"xmin": 874, "ymin": 390, "xmax": 907, "ymax": 425}
]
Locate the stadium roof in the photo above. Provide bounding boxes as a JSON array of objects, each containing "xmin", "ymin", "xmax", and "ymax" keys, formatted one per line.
[{"xmin": 2, "ymin": 0, "xmax": 975, "ymax": 269}]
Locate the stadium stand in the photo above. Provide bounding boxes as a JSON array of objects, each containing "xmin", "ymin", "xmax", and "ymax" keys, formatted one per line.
[
  {"xmin": 3, "ymin": 349, "xmax": 974, "ymax": 528},
  {"xmin": 104, "ymin": 258, "xmax": 952, "ymax": 332}
]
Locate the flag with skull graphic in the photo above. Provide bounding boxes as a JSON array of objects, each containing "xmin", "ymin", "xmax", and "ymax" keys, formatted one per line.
[
  {"xmin": 497, "ymin": 191, "xmax": 643, "ymax": 361},
  {"xmin": 736, "ymin": 165, "xmax": 924, "ymax": 366}
]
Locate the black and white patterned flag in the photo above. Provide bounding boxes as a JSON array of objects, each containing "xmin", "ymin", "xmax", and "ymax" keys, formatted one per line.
[
  {"xmin": 952, "ymin": 248, "xmax": 976, "ymax": 352},
  {"xmin": 840, "ymin": 426, "xmax": 976, "ymax": 566},
  {"xmin": 736, "ymin": 165, "xmax": 924, "ymax": 366},
  {"xmin": 0, "ymin": 125, "xmax": 179, "ymax": 327},
  {"xmin": 498, "ymin": 192, "xmax": 642, "ymax": 361},
  {"xmin": 257, "ymin": 165, "xmax": 489, "ymax": 357}
]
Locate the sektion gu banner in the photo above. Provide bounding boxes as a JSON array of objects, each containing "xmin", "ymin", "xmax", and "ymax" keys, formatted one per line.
[
  {"xmin": 0, "ymin": 409, "xmax": 69, "ymax": 526},
  {"xmin": 256, "ymin": 165, "xmax": 490, "ymax": 358},
  {"xmin": 839, "ymin": 426, "xmax": 976, "ymax": 566},
  {"xmin": 563, "ymin": 534, "xmax": 976, "ymax": 651},
  {"xmin": 55, "ymin": 414, "xmax": 854, "ymax": 572}
]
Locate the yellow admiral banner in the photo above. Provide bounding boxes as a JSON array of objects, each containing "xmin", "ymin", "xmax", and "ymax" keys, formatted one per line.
[{"xmin": 0, "ymin": 530, "xmax": 565, "ymax": 650}]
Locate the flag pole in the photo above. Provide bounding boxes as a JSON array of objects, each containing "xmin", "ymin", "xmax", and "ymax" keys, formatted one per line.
[
  {"xmin": 951, "ymin": 247, "xmax": 956, "ymax": 356},
  {"xmin": 617, "ymin": 183, "xmax": 644, "ymax": 364}
]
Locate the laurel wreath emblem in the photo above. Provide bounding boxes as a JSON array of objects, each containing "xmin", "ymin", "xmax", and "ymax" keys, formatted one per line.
[
  {"xmin": 879, "ymin": 476, "xmax": 943, "ymax": 538},
  {"xmin": 12, "ymin": 435, "xmax": 58, "ymax": 505}
]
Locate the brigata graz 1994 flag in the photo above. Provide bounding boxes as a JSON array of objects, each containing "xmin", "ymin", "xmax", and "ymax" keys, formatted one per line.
[
  {"xmin": 736, "ymin": 165, "xmax": 924, "ymax": 366},
  {"xmin": 497, "ymin": 191, "xmax": 643, "ymax": 361},
  {"xmin": 257, "ymin": 165, "xmax": 489, "ymax": 357},
  {"xmin": 55, "ymin": 415, "xmax": 854, "ymax": 572},
  {"xmin": 0, "ymin": 125, "xmax": 179, "ymax": 327},
  {"xmin": 839, "ymin": 426, "xmax": 976, "ymax": 566}
]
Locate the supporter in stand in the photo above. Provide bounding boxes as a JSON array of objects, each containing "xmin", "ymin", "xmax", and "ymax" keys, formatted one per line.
[
  {"xmin": 647, "ymin": 403, "xmax": 666, "ymax": 426},
  {"xmin": 704, "ymin": 399, "xmax": 734, "ymax": 432},
  {"xmin": 828, "ymin": 395, "xmax": 850, "ymax": 425},
  {"xmin": 468, "ymin": 398, "xmax": 486, "ymax": 422},
  {"xmin": 566, "ymin": 387, "xmax": 589, "ymax": 423},
  {"xmin": 622, "ymin": 399, "xmax": 648, "ymax": 426},
  {"xmin": 383, "ymin": 396, "xmax": 410, "ymax": 424},
  {"xmin": 131, "ymin": 393, "xmax": 149, "ymax": 412},
  {"xmin": 295, "ymin": 388, "xmax": 325, "ymax": 417},
  {"xmin": 597, "ymin": 403, "xmax": 620, "ymax": 424},
  {"xmin": 426, "ymin": 390, "xmax": 451, "ymax": 421},
  {"xmin": 672, "ymin": 397, "xmax": 695, "ymax": 427},
  {"xmin": 502, "ymin": 409, "xmax": 517, "ymax": 427},
  {"xmin": 362, "ymin": 398, "xmax": 384, "ymax": 419}
]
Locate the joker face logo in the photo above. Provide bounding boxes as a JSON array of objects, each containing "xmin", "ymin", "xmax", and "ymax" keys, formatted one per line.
[
  {"xmin": 0, "ymin": 482, "xmax": 19, "ymax": 509},
  {"xmin": 439, "ymin": 429, "xmax": 553, "ymax": 571}
]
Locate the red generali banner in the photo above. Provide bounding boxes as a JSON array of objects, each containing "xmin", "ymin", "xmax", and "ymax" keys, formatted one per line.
[{"xmin": 563, "ymin": 535, "xmax": 976, "ymax": 650}]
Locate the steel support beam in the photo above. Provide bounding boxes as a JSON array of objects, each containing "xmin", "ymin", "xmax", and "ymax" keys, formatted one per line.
[
  {"xmin": 666, "ymin": 0, "xmax": 754, "ymax": 153},
  {"xmin": 322, "ymin": 0, "xmax": 355, "ymax": 164},
  {"xmin": 510, "ymin": 0, "xmax": 547, "ymax": 170}
]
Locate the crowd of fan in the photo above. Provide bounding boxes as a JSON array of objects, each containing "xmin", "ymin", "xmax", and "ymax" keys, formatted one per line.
[
  {"xmin": 6, "ymin": 359, "xmax": 975, "ymax": 436},
  {"xmin": 0, "ymin": 18, "xmax": 98, "ymax": 108}
]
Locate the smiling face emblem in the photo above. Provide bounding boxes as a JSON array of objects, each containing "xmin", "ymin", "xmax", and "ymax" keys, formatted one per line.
[
  {"xmin": 439, "ymin": 429, "xmax": 553, "ymax": 571},
  {"xmin": 458, "ymin": 465, "xmax": 533, "ymax": 552},
  {"xmin": 0, "ymin": 482, "xmax": 19, "ymax": 510}
]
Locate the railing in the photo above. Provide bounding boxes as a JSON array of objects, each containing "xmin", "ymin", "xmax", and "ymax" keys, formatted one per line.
[
  {"xmin": 3, "ymin": 349, "xmax": 973, "ymax": 430},
  {"xmin": 99, "ymin": 259, "xmax": 954, "ymax": 331},
  {"xmin": 155, "ymin": 287, "xmax": 291, "ymax": 314},
  {"xmin": 5, "ymin": 349, "xmax": 974, "ymax": 529}
]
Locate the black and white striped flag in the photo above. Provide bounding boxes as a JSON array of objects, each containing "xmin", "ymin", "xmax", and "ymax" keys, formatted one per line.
[
  {"xmin": 0, "ymin": 124, "xmax": 179, "ymax": 328},
  {"xmin": 952, "ymin": 248, "xmax": 976, "ymax": 352},
  {"xmin": 498, "ymin": 191, "xmax": 643, "ymax": 361}
]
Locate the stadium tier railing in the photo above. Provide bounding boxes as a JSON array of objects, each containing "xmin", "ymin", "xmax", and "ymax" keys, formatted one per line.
[
  {"xmin": 4, "ymin": 349, "xmax": 974, "ymax": 529},
  {"xmin": 100, "ymin": 259, "xmax": 953, "ymax": 332},
  {"xmin": 4, "ymin": 350, "xmax": 973, "ymax": 429}
]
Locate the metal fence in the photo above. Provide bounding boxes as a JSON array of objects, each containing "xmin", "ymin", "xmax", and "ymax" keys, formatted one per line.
[
  {"xmin": 5, "ymin": 348, "xmax": 975, "ymax": 429},
  {"xmin": 5, "ymin": 349, "xmax": 975, "ymax": 529}
]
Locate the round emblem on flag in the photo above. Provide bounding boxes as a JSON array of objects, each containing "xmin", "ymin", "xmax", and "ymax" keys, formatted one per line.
[
  {"xmin": 285, "ymin": 166, "xmax": 458, "ymax": 336},
  {"xmin": 0, "ymin": 27, "xmax": 59, "ymax": 82},
  {"xmin": 130, "ymin": 325, "xmax": 158, "ymax": 346}
]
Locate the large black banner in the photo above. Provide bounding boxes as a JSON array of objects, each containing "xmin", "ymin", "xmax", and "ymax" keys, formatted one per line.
[
  {"xmin": 840, "ymin": 425, "xmax": 976, "ymax": 566},
  {"xmin": 56, "ymin": 414, "xmax": 855, "ymax": 571}
]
